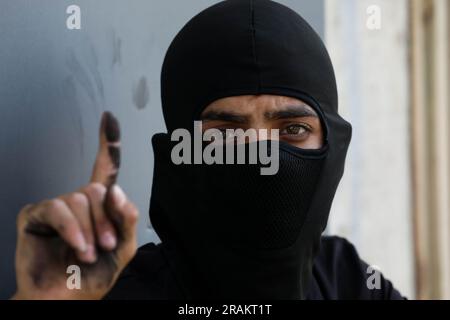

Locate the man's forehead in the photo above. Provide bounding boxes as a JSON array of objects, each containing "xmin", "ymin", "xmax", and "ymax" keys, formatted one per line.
[{"xmin": 202, "ymin": 94, "xmax": 316, "ymax": 115}]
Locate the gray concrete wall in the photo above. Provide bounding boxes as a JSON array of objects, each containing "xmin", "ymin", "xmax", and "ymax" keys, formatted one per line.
[{"xmin": 0, "ymin": 0, "xmax": 324, "ymax": 299}]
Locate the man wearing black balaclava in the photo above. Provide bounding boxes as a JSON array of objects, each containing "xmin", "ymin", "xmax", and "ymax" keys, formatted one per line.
[{"xmin": 12, "ymin": 0, "xmax": 404, "ymax": 300}]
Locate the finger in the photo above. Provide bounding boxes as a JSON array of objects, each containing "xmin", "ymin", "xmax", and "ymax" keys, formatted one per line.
[
  {"xmin": 90, "ymin": 111, "xmax": 121, "ymax": 188},
  {"xmin": 21, "ymin": 199, "xmax": 87, "ymax": 254},
  {"xmin": 83, "ymin": 183, "xmax": 117, "ymax": 251},
  {"xmin": 104, "ymin": 185, "xmax": 138, "ymax": 259},
  {"xmin": 63, "ymin": 193, "xmax": 97, "ymax": 264}
]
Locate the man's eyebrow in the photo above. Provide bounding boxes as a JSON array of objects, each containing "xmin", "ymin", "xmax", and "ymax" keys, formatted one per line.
[
  {"xmin": 264, "ymin": 105, "xmax": 318, "ymax": 120},
  {"xmin": 200, "ymin": 111, "xmax": 248, "ymax": 124}
]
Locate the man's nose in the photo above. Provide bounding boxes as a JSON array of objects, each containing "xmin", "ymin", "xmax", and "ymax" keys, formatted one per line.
[{"xmin": 246, "ymin": 122, "xmax": 279, "ymax": 143}]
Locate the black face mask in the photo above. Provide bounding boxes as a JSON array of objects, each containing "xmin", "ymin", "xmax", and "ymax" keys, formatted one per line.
[
  {"xmin": 151, "ymin": 137, "xmax": 327, "ymax": 298},
  {"xmin": 150, "ymin": 0, "xmax": 352, "ymax": 299}
]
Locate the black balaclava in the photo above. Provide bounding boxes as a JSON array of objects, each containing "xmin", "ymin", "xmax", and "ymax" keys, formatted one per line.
[{"xmin": 149, "ymin": 0, "xmax": 352, "ymax": 299}]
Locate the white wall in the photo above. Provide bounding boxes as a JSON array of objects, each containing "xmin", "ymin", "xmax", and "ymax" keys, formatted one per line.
[{"xmin": 325, "ymin": 0, "xmax": 415, "ymax": 298}]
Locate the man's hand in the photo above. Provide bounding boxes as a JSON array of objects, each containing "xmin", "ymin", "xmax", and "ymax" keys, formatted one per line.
[{"xmin": 13, "ymin": 112, "xmax": 139, "ymax": 300}]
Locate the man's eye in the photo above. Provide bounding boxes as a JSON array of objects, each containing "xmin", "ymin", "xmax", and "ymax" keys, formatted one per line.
[{"xmin": 281, "ymin": 124, "xmax": 311, "ymax": 136}]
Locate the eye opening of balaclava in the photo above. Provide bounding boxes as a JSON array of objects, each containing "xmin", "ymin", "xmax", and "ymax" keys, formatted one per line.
[
  {"xmin": 150, "ymin": 0, "xmax": 352, "ymax": 299},
  {"xmin": 194, "ymin": 90, "xmax": 331, "ymax": 152}
]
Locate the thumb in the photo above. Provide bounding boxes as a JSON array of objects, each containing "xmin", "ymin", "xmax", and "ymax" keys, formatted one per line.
[{"xmin": 90, "ymin": 111, "xmax": 121, "ymax": 187}]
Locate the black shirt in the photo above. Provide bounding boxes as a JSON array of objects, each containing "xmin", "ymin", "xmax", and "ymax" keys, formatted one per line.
[{"xmin": 105, "ymin": 236, "xmax": 405, "ymax": 300}]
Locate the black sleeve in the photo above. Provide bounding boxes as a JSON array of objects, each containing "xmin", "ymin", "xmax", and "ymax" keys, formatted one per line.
[
  {"xmin": 307, "ymin": 236, "xmax": 406, "ymax": 300},
  {"xmin": 108, "ymin": 238, "xmax": 406, "ymax": 300},
  {"xmin": 104, "ymin": 243, "xmax": 180, "ymax": 300}
]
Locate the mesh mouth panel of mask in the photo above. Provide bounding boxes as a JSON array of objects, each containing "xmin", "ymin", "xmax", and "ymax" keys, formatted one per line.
[{"xmin": 192, "ymin": 141, "xmax": 326, "ymax": 250}]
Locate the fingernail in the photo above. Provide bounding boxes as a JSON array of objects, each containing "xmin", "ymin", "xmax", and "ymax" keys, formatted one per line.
[
  {"xmin": 84, "ymin": 244, "xmax": 97, "ymax": 263},
  {"xmin": 101, "ymin": 231, "xmax": 117, "ymax": 250},
  {"xmin": 112, "ymin": 184, "xmax": 126, "ymax": 207},
  {"xmin": 104, "ymin": 111, "xmax": 121, "ymax": 143},
  {"xmin": 75, "ymin": 233, "xmax": 87, "ymax": 252}
]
